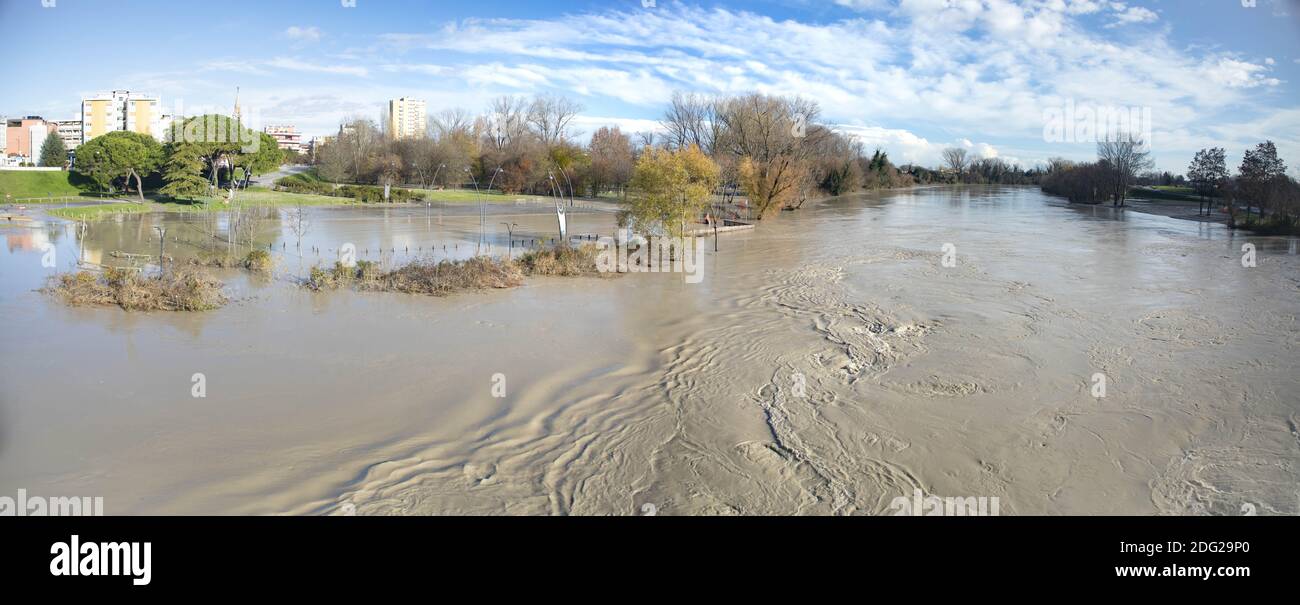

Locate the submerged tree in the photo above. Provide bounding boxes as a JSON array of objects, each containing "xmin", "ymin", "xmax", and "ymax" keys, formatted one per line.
[
  {"xmin": 628, "ymin": 145, "xmax": 719, "ymax": 237},
  {"xmin": 1096, "ymin": 133, "xmax": 1152, "ymax": 207}
]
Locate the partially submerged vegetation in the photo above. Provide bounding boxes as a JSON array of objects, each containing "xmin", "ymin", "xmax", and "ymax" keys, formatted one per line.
[
  {"xmin": 308, "ymin": 257, "xmax": 523, "ymax": 295},
  {"xmin": 306, "ymin": 245, "xmax": 605, "ymax": 296},
  {"xmin": 517, "ymin": 243, "xmax": 603, "ymax": 276},
  {"xmin": 45, "ymin": 267, "xmax": 227, "ymax": 311},
  {"xmin": 190, "ymin": 249, "xmax": 273, "ymax": 272},
  {"xmin": 46, "ymin": 203, "xmax": 150, "ymax": 220},
  {"xmin": 275, "ymin": 172, "xmax": 428, "ymax": 203}
]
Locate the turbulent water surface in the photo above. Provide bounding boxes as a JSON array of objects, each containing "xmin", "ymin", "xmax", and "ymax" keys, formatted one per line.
[{"xmin": 1, "ymin": 186, "xmax": 1297, "ymax": 515}]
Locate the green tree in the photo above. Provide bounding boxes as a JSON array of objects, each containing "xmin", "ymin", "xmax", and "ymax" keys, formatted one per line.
[
  {"xmin": 1239, "ymin": 140, "xmax": 1287, "ymax": 218},
  {"xmin": 628, "ymin": 145, "xmax": 719, "ymax": 237},
  {"xmin": 74, "ymin": 131, "xmax": 164, "ymax": 202},
  {"xmin": 166, "ymin": 114, "xmax": 253, "ymax": 188},
  {"xmin": 159, "ymin": 143, "xmax": 210, "ymax": 200},
  {"xmin": 39, "ymin": 135, "xmax": 68, "ymax": 168},
  {"xmin": 235, "ymin": 133, "xmax": 285, "ymax": 187},
  {"xmin": 1187, "ymin": 148, "xmax": 1227, "ymax": 216}
]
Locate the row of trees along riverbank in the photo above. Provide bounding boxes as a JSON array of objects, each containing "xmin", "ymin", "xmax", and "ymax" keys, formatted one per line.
[
  {"xmin": 1041, "ymin": 136, "xmax": 1299, "ymax": 234},
  {"xmin": 310, "ymin": 91, "xmax": 1046, "ymax": 224}
]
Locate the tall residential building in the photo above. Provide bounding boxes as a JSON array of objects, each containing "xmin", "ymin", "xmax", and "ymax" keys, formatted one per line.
[
  {"xmin": 5, "ymin": 116, "xmax": 57, "ymax": 161},
  {"xmin": 387, "ymin": 97, "xmax": 426, "ymax": 140},
  {"xmin": 81, "ymin": 90, "xmax": 167, "ymax": 144},
  {"xmin": 264, "ymin": 125, "xmax": 302, "ymax": 152},
  {"xmin": 56, "ymin": 120, "xmax": 83, "ymax": 150}
]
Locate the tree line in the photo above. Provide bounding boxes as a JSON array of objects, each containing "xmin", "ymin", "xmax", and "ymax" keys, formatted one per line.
[
  {"xmin": 1042, "ymin": 136, "xmax": 1298, "ymax": 231},
  {"xmin": 312, "ymin": 91, "xmax": 1053, "ymax": 226}
]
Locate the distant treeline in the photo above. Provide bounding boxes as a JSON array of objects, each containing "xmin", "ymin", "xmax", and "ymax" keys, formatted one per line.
[{"xmin": 1042, "ymin": 138, "xmax": 1299, "ymax": 234}]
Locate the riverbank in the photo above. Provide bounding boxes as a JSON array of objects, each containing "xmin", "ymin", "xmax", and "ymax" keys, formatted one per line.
[{"xmin": 1080, "ymin": 192, "xmax": 1300, "ymax": 236}]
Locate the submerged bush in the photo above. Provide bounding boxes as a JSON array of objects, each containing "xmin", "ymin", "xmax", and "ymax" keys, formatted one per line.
[
  {"xmin": 243, "ymin": 249, "xmax": 273, "ymax": 273},
  {"xmin": 517, "ymin": 244, "xmax": 603, "ymax": 276},
  {"xmin": 45, "ymin": 267, "xmax": 227, "ymax": 311},
  {"xmin": 304, "ymin": 245, "xmax": 604, "ymax": 297}
]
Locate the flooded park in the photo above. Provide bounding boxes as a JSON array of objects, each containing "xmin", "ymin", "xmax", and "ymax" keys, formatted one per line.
[{"xmin": 1, "ymin": 186, "xmax": 1297, "ymax": 515}]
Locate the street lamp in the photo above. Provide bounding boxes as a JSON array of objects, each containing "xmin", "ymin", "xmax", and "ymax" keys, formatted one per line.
[
  {"xmin": 557, "ymin": 165, "xmax": 576, "ymax": 208},
  {"xmin": 500, "ymin": 222, "xmax": 517, "ymax": 254},
  {"xmin": 430, "ymin": 163, "xmax": 446, "ymax": 190}
]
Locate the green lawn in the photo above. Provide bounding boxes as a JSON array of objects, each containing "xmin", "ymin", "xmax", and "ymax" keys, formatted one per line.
[
  {"xmin": 157, "ymin": 187, "xmax": 359, "ymax": 211},
  {"xmin": 407, "ymin": 188, "xmax": 553, "ymax": 204},
  {"xmin": 47, "ymin": 203, "xmax": 150, "ymax": 220},
  {"xmin": 0, "ymin": 170, "xmax": 102, "ymax": 201}
]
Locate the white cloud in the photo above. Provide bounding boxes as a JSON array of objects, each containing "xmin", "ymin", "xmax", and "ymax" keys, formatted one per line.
[
  {"xmin": 267, "ymin": 57, "xmax": 367, "ymax": 77},
  {"xmin": 1203, "ymin": 58, "xmax": 1281, "ymax": 89},
  {"xmin": 284, "ymin": 26, "xmax": 322, "ymax": 43},
  {"xmin": 1105, "ymin": 3, "xmax": 1157, "ymax": 28}
]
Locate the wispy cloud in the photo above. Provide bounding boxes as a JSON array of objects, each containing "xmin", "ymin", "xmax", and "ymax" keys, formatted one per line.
[{"xmin": 284, "ymin": 25, "xmax": 322, "ymax": 44}]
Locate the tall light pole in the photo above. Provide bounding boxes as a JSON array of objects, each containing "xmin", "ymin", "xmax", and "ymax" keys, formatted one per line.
[
  {"xmin": 482, "ymin": 167, "xmax": 503, "ymax": 253},
  {"xmin": 430, "ymin": 163, "xmax": 446, "ymax": 190},
  {"xmin": 557, "ymin": 164, "xmax": 576, "ymax": 208},
  {"xmin": 500, "ymin": 222, "xmax": 517, "ymax": 255}
]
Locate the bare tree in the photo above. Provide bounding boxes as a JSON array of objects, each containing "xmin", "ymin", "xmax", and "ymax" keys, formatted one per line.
[
  {"xmin": 942, "ymin": 147, "xmax": 968, "ymax": 182},
  {"xmin": 634, "ymin": 131, "xmax": 657, "ymax": 150},
  {"xmin": 339, "ymin": 117, "xmax": 381, "ymax": 183},
  {"xmin": 661, "ymin": 92, "xmax": 718, "ymax": 154},
  {"xmin": 713, "ymin": 93, "xmax": 827, "ymax": 217},
  {"xmin": 1096, "ymin": 133, "xmax": 1152, "ymax": 207},
  {"xmin": 589, "ymin": 126, "xmax": 635, "ymax": 197},
  {"xmin": 285, "ymin": 201, "xmax": 311, "ymax": 249},
  {"xmin": 431, "ymin": 108, "xmax": 473, "ymax": 140},
  {"xmin": 485, "ymin": 96, "xmax": 531, "ymax": 152},
  {"xmin": 526, "ymin": 93, "xmax": 583, "ymax": 146}
]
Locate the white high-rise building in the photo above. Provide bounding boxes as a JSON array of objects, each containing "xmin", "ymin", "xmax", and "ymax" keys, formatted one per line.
[
  {"xmin": 387, "ymin": 97, "xmax": 427, "ymax": 141},
  {"xmin": 29, "ymin": 125, "xmax": 49, "ymax": 164},
  {"xmin": 81, "ymin": 90, "xmax": 166, "ymax": 144}
]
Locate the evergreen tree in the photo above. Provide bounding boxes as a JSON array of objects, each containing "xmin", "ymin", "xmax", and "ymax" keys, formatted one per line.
[
  {"xmin": 39, "ymin": 135, "xmax": 67, "ymax": 168},
  {"xmin": 159, "ymin": 144, "xmax": 211, "ymax": 200}
]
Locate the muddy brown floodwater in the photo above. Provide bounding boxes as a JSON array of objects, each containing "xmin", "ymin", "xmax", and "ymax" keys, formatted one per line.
[{"xmin": 1, "ymin": 186, "xmax": 1297, "ymax": 515}]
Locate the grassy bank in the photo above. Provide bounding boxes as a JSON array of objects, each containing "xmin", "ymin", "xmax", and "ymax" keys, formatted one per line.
[
  {"xmin": 1129, "ymin": 186, "xmax": 1207, "ymax": 203},
  {"xmin": 0, "ymin": 170, "xmax": 98, "ymax": 200},
  {"xmin": 1230, "ymin": 213, "xmax": 1300, "ymax": 236},
  {"xmin": 44, "ymin": 267, "xmax": 227, "ymax": 311},
  {"xmin": 167, "ymin": 187, "xmax": 356, "ymax": 211}
]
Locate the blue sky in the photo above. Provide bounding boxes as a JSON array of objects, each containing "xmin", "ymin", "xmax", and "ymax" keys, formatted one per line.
[{"xmin": 2, "ymin": 0, "xmax": 1297, "ymax": 174}]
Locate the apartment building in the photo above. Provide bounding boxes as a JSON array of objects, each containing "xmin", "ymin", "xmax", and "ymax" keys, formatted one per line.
[
  {"xmin": 264, "ymin": 125, "xmax": 303, "ymax": 153},
  {"xmin": 5, "ymin": 116, "xmax": 57, "ymax": 162},
  {"xmin": 55, "ymin": 120, "xmax": 83, "ymax": 150},
  {"xmin": 387, "ymin": 97, "xmax": 427, "ymax": 140},
  {"xmin": 81, "ymin": 90, "xmax": 169, "ymax": 143}
]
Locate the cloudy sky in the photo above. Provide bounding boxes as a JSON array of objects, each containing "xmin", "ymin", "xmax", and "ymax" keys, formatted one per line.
[{"xmin": 3, "ymin": 0, "xmax": 1298, "ymax": 173}]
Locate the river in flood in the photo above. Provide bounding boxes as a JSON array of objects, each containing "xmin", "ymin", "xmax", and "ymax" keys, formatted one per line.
[{"xmin": 1, "ymin": 186, "xmax": 1297, "ymax": 515}]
